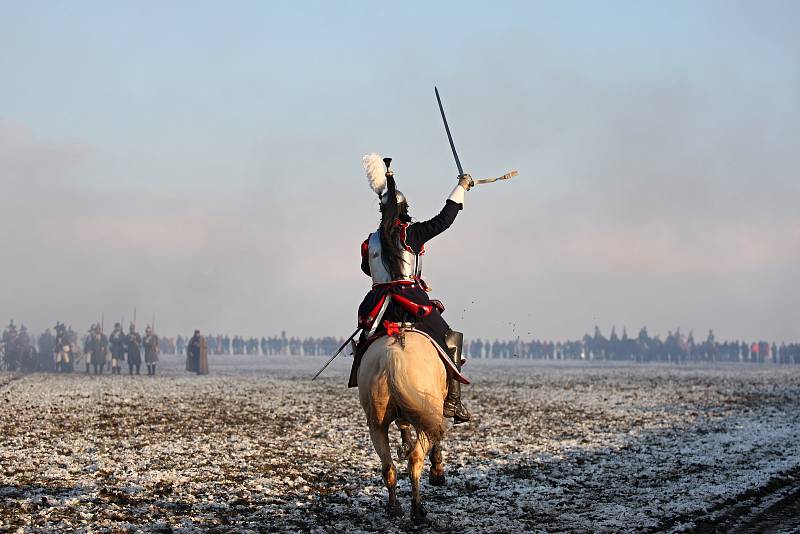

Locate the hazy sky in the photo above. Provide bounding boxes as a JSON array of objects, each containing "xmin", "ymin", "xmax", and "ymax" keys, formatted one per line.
[{"xmin": 1, "ymin": 1, "xmax": 798, "ymax": 341}]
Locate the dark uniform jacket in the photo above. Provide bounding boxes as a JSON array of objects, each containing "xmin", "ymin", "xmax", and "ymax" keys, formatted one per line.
[
  {"xmin": 109, "ymin": 329, "xmax": 126, "ymax": 359},
  {"xmin": 126, "ymin": 332, "xmax": 142, "ymax": 365}
]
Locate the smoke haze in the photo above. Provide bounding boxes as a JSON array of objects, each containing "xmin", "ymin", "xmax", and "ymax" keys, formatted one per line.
[{"xmin": 1, "ymin": 2, "xmax": 798, "ymax": 341}]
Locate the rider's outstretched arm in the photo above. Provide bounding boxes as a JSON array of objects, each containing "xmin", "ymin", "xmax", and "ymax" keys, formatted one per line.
[{"xmin": 405, "ymin": 183, "xmax": 467, "ymax": 252}]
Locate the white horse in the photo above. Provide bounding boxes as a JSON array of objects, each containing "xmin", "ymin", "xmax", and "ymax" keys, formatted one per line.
[{"xmin": 358, "ymin": 330, "xmax": 448, "ymax": 524}]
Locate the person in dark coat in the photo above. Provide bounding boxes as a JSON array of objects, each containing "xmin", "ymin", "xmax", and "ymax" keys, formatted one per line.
[
  {"xmin": 109, "ymin": 322, "xmax": 126, "ymax": 375},
  {"xmin": 126, "ymin": 323, "xmax": 142, "ymax": 375},
  {"xmin": 186, "ymin": 330, "xmax": 209, "ymax": 375},
  {"xmin": 87, "ymin": 324, "xmax": 108, "ymax": 375},
  {"xmin": 38, "ymin": 328, "xmax": 56, "ymax": 372},
  {"xmin": 143, "ymin": 325, "xmax": 159, "ymax": 376}
]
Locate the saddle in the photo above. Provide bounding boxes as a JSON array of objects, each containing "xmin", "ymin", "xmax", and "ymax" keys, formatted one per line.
[{"xmin": 348, "ymin": 323, "xmax": 470, "ymax": 388}]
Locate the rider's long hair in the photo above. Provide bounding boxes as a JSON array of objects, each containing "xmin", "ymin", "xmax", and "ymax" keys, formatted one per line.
[{"xmin": 379, "ymin": 174, "xmax": 410, "ymax": 280}]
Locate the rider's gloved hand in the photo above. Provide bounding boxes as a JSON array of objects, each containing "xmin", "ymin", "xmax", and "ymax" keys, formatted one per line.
[{"xmin": 458, "ymin": 174, "xmax": 473, "ymax": 191}]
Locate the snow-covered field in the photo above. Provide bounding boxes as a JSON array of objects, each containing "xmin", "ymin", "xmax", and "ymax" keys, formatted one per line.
[{"xmin": 2, "ymin": 355, "xmax": 800, "ymax": 533}]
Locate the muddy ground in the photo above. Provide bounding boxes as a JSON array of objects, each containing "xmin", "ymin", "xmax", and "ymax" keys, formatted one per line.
[{"xmin": 2, "ymin": 356, "xmax": 800, "ymax": 533}]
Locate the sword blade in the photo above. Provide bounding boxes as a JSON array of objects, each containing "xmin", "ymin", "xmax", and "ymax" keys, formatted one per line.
[
  {"xmin": 435, "ymin": 87, "xmax": 464, "ymax": 176},
  {"xmin": 311, "ymin": 327, "xmax": 361, "ymax": 381}
]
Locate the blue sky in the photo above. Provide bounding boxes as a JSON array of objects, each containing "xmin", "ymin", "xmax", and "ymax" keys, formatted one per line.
[{"xmin": 1, "ymin": 1, "xmax": 798, "ymax": 340}]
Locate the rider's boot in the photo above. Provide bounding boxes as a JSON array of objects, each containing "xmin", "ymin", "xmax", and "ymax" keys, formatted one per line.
[
  {"xmin": 442, "ymin": 330, "xmax": 471, "ymax": 424},
  {"xmin": 348, "ymin": 335, "xmax": 366, "ymax": 388}
]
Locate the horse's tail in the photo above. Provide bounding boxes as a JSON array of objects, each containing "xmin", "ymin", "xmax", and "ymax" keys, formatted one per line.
[{"xmin": 386, "ymin": 351, "xmax": 446, "ymax": 445}]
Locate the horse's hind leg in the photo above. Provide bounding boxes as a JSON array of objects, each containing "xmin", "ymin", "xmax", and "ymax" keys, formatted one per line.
[
  {"xmin": 369, "ymin": 424, "xmax": 402, "ymax": 517},
  {"xmin": 409, "ymin": 434, "xmax": 432, "ymax": 524},
  {"xmin": 428, "ymin": 441, "xmax": 446, "ymax": 486}
]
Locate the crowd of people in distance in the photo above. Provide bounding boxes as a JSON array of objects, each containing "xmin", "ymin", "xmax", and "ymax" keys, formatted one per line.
[
  {"xmin": 3, "ymin": 321, "xmax": 800, "ymax": 374},
  {"xmin": 174, "ymin": 332, "xmax": 347, "ymax": 358},
  {"xmin": 175, "ymin": 327, "xmax": 800, "ymax": 365},
  {"xmin": 1, "ymin": 320, "xmax": 162, "ymax": 375},
  {"xmin": 467, "ymin": 327, "xmax": 800, "ymax": 364}
]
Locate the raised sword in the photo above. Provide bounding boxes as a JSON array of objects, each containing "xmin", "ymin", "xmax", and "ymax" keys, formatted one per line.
[{"xmin": 434, "ymin": 86, "xmax": 518, "ymax": 187}]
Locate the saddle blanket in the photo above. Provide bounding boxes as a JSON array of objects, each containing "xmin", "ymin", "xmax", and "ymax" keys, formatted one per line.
[{"xmin": 367, "ymin": 327, "xmax": 470, "ymax": 385}]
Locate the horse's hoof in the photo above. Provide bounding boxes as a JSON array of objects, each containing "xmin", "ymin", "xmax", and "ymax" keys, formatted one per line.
[
  {"xmin": 411, "ymin": 503, "xmax": 429, "ymax": 525},
  {"xmin": 412, "ymin": 513, "xmax": 431, "ymax": 526},
  {"xmin": 386, "ymin": 501, "xmax": 403, "ymax": 517},
  {"xmin": 429, "ymin": 472, "xmax": 446, "ymax": 486}
]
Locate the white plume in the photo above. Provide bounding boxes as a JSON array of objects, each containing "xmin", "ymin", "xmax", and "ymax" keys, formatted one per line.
[{"xmin": 362, "ymin": 153, "xmax": 386, "ymax": 196}]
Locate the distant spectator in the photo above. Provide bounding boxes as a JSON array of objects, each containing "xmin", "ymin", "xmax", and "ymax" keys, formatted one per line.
[{"xmin": 186, "ymin": 329, "xmax": 209, "ymax": 375}]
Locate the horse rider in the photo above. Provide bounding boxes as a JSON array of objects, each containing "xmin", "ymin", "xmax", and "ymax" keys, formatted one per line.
[{"xmin": 350, "ymin": 154, "xmax": 471, "ymax": 424}]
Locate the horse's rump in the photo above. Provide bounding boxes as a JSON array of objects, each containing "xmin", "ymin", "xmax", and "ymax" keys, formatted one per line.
[{"xmin": 359, "ymin": 331, "xmax": 447, "ymax": 444}]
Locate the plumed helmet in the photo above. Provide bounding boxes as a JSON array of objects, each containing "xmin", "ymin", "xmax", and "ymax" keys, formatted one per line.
[{"xmin": 363, "ymin": 153, "xmax": 406, "ymax": 205}]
